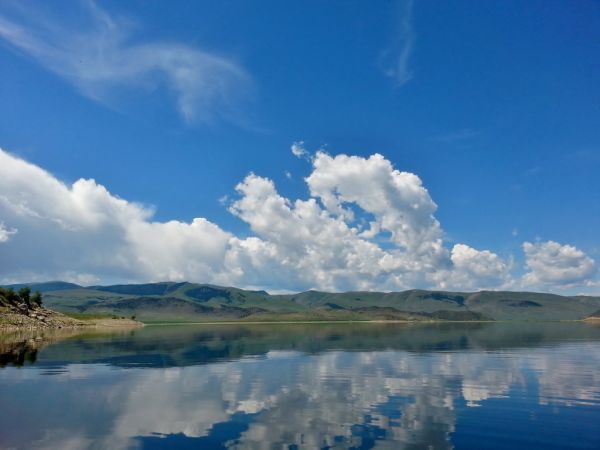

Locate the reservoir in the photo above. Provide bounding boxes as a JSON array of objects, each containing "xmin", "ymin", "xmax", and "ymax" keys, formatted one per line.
[{"xmin": 1, "ymin": 322, "xmax": 600, "ymax": 449}]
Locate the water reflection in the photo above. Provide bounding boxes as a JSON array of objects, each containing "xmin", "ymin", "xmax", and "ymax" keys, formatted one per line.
[{"xmin": 1, "ymin": 322, "xmax": 600, "ymax": 449}]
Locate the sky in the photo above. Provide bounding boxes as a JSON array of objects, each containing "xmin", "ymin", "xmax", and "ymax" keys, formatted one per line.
[{"xmin": 0, "ymin": 0, "xmax": 598, "ymax": 293}]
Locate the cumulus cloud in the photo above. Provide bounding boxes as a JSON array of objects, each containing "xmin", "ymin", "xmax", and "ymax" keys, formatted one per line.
[
  {"xmin": 1, "ymin": 146, "xmax": 595, "ymax": 293},
  {"xmin": 0, "ymin": 148, "xmax": 232, "ymax": 284},
  {"xmin": 227, "ymin": 173, "xmax": 400, "ymax": 291},
  {"xmin": 306, "ymin": 152, "xmax": 444, "ymax": 260},
  {"xmin": 440, "ymin": 244, "xmax": 513, "ymax": 291},
  {"xmin": 523, "ymin": 241, "xmax": 597, "ymax": 287},
  {"xmin": 0, "ymin": 1, "xmax": 252, "ymax": 124}
]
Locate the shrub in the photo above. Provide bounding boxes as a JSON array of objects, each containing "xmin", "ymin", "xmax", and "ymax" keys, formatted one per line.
[
  {"xmin": 18, "ymin": 287, "xmax": 31, "ymax": 305},
  {"xmin": 31, "ymin": 291, "xmax": 43, "ymax": 307},
  {"xmin": 0, "ymin": 287, "xmax": 20, "ymax": 305}
]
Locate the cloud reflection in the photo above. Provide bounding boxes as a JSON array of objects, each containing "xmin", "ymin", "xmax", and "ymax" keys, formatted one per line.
[{"xmin": 1, "ymin": 326, "xmax": 600, "ymax": 449}]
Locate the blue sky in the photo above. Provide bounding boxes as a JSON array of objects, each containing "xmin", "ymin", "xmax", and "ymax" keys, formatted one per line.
[{"xmin": 0, "ymin": 0, "xmax": 598, "ymax": 292}]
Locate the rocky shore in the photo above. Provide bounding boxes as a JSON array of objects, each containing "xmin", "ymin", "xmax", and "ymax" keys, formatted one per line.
[
  {"xmin": 0, "ymin": 306, "xmax": 143, "ymax": 331},
  {"xmin": 0, "ymin": 303, "xmax": 86, "ymax": 331},
  {"xmin": 0, "ymin": 286, "xmax": 143, "ymax": 331}
]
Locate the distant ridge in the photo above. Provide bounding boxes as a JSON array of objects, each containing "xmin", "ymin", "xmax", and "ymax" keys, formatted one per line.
[
  {"xmin": 4, "ymin": 281, "xmax": 600, "ymax": 323},
  {"xmin": 3, "ymin": 281, "xmax": 82, "ymax": 292}
]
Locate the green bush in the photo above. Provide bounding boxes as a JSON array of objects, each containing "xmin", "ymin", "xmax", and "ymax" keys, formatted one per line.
[
  {"xmin": 31, "ymin": 291, "xmax": 43, "ymax": 307},
  {"xmin": 0, "ymin": 287, "xmax": 20, "ymax": 305},
  {"xmin": 18, "ymin": 287, "xmax": 31, "ymax": 305}
]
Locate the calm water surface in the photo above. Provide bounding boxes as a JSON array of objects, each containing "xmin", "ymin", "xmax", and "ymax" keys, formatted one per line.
[{"xmin": 1, "ymin": 322, "xmax": 600, "ymax": 449}]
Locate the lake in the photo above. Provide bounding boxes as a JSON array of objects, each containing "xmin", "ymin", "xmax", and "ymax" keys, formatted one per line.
[{"xmin": 1, "ymin": 322, "xmax": 600, "ymax": 449}]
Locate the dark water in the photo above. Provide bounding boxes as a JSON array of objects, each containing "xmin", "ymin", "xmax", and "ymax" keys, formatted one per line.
[{"xmin": 1, "ymin": 322, "xmax": 600, "ymax": 450}]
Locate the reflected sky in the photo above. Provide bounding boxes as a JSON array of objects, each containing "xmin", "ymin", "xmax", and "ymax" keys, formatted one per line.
[{"xmin": 1, "ymin": 323, "xmax": 600, "ymax": 449}]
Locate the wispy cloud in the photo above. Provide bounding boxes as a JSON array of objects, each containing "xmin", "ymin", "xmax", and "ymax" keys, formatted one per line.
[
  {"xmin": 291, "ymin": 141, "xmax": 311, "ymax": 161},
  {"xmin": 0, "ymin": 1, "xmax": 252, "ymax": 125},
  {"xmin": 380, "ymin": 0, "xmax": 415, "ymax": 87}
]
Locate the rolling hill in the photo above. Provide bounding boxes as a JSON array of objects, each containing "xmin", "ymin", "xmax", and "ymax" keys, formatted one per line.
[{"xmin": 3, "ymin": 281, "xmax": 600, "ymax": 323}]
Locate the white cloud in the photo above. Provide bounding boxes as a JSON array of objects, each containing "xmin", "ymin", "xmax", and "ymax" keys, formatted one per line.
[
  {"xmin": 0, "ymin": 1, "xmax": 251, "ymax": 124},
  {"xmin": 523, "ymin": 241, "xmax": 597, "ymax": 287},
  {"xmin": 224, "ymin": 163, "xmax": 512, "ymax": 292},
  {"xmin": 227, "ymin": 173, "xmax": 401, "ymax": 291},
  {"xmin": 290, "ymin": 141, "xmax": 310, "ymax": 161},
  {"xmin": 306, "ymin": 152, "xmax": 444, "ymax": 261},
  {"xmin": 0, "ymin": 222, "xmax": 17, "ymax": 242},
  {"xmin": 445, "ymin": 244, "xmax": 512, "ymax": 290},
  {"xmin": 0, "ymin": 148, "xmax": 232, "ymax": 284},
  {"xmin": 2, "ymin": 146, "xmax": 595, "ymax": 293}
]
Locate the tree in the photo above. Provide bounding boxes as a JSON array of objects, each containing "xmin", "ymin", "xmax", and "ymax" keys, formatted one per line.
[
  {"xmin": 18, "ymin": 287, "xmax": 31, "ymax": 306},
  {"xmin": 1, "ymin": 287, "xmax": 19, "ymax": 304},
  {"xmin": 31, "ymin": 291, "xmax": 43, "ymax": 307}
]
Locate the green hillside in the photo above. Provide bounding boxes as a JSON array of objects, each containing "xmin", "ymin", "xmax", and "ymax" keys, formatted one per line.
[
  {"xmin": 3, "ymin": 281, "xmax": 82, "ymax": 293},
  {"xmin": 6, "ymin": 281, "xmax": 599, "ymax": 323}
]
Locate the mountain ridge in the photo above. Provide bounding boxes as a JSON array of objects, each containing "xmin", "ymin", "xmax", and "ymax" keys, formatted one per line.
[{"xmin": 3, "ymin": 281, "xmax": 599, "ymax": 323}]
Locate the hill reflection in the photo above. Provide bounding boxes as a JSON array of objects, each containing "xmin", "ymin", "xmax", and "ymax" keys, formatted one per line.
[
  {"xmin": 3, "ymin": 321, "xmax": 600, "ymax": 369},
  {"xmin": 1, "ymin": 323, "xmax": 600, "ymax": 449}
]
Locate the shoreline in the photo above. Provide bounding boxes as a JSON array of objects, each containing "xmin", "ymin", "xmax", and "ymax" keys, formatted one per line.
[
  {"xmin": 0, "ymin": 312, "xmax": 144, "ymax": 333},
  {"xmin": 0, "ymin": 322, "xmax": 144, "ymax": 332},
  {"xmin": 141, "ymin": 318, "xmax": 591, "ymax": 326},
  {"xmin": 3, "ymin": 314, "xmax": 598, "ymax": 332}
]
